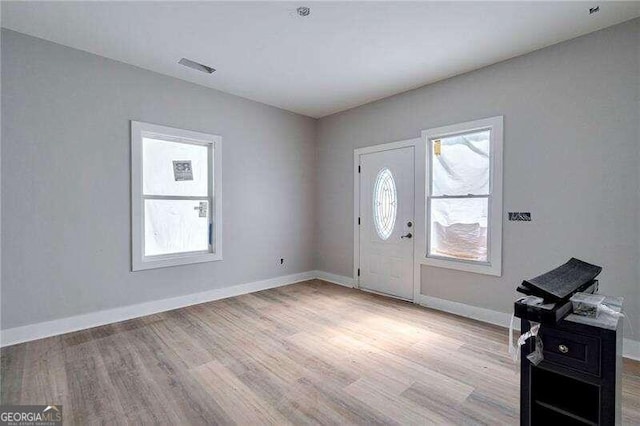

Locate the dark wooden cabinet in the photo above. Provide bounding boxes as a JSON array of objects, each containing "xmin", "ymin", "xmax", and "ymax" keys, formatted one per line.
[{"xmin": 520, "ymin": 316, "xmax": 622, "ymax": 425}]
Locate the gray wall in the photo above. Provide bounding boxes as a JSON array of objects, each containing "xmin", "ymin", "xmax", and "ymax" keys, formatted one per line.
[
  {"xmin": 2, "ymin": 20, "xmax": 639, "ymax": 339},
  {"xmin": 316, "ymin": 19, "xmax": 640, "ymax": 339},
  {"xmin": 1, "ymin": 30, "xmax": 317, "ymax": 329}
]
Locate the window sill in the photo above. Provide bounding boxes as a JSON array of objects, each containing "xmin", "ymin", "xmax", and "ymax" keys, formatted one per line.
[
  {"xmin": 132, "ymin": 252, "xmax": 222, "ymax": 271},
  {"xmin": 419, "ymin": 256, "xmax": 501, "ymax": 277}
]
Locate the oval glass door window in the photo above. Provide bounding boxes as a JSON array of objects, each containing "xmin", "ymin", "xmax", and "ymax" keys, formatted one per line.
[{"xmin": 373, "ymin": 168, "xmax": 397, "ymax": 240}]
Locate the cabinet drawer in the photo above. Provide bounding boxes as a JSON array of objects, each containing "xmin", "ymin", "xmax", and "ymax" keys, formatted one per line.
[{"xmin": 538, "ymin": 327, "xmax": 601, "ymax": 376}]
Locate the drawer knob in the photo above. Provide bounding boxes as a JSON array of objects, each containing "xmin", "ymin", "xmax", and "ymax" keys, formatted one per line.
[{"xmin": 558, "ymin": 344, "xmax": 569, "ymax": 354}]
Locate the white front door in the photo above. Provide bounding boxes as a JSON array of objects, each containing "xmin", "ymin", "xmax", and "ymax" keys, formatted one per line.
[{"xmin": 358, "ymin": 146, "xmax": 414, "ymax": 300}]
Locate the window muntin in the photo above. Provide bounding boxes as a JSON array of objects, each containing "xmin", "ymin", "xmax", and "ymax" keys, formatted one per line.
[
  {"xmin": 373, "ymin": 168, "xmax": 397, "ymax": 240},
  {"xmin": 428, "ymin": 129, "xmax": 491, "ymax": 262},
  {"xmin": 131, "ymin": 121, "xmax": 222, "ymax": 271}
]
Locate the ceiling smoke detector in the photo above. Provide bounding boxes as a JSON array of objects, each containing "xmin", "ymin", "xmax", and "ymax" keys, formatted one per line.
[
  {"xmin": 297, "ymin": 6, "xmax": 310, "ymax": 17},
  {"xmin": 178, "ymin": 58, "xmax": 216, "ymax": 74}
]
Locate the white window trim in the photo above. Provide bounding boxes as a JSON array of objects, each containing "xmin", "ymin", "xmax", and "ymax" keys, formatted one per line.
[
  {"xmin": 131, "ymin": 121, "xmax": 222, "ymax": 271},
  {"xmin": 419, "ymin": 116, "xmax": 503, "ymax": 276}
]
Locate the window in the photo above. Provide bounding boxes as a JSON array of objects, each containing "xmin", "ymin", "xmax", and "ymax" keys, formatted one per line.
[
  {"xmin": 373, "ymin": 168, "xmax": 397, "ymax": 240},
  {"xmin": 131, "ymin": 121, "xmax": 222, "ymax": 270},
  {"xmin": 421, "ymin": 116, "xmax": 503, "ymax": 276}
]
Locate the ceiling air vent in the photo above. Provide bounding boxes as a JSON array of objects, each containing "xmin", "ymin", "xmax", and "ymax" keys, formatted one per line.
[{"xmin": 178, "ymin": 58, "xmax": 216, "ymax": 74}]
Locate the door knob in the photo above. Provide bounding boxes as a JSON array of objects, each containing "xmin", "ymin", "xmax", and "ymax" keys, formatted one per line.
[{"xmin": 401, "ymin": 233, "xmax": 412, "ymax": 239}]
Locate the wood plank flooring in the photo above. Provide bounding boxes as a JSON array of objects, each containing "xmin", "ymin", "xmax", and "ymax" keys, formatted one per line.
[{"xmin": 2, "ymin": 280, "xmax": 639, "ymax": 425}]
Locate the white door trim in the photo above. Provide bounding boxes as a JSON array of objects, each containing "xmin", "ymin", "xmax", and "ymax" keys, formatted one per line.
[{"xmin": 353, "ymin": 138, "xmax": 421, "ymax": 302}]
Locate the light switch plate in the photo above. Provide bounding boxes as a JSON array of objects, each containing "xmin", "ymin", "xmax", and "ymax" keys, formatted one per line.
[{"xmin": 509, "ymin": 212, "xmax": 532, "ymax": 221}]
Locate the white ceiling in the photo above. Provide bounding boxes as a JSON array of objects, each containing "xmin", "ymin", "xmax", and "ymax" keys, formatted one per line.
[{"xmin": 2, "ymin": 1, "xmax": 639, "ymax": 118}]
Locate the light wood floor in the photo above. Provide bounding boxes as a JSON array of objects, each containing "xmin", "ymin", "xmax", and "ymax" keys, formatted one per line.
[{"xmin": 2, "ymin": 280, "xmax": 639, "ymax": 425}]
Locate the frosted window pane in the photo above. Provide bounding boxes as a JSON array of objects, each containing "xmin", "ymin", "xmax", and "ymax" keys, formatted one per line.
[
  {"xmin": 431, "ymin": 130, "xmax": 490, "ymax": 196},
  {"xmin": 430, "ymin": 197, "xmax": 488, "ymax": 261},
  {"xmin": 143, "ymin": 137, "xmax": 209, "ymax": 196},
  {"xmin": 145, "ymin": 199, "xmax": 209, "ymax": 256},
  {"xmin": 373, "ymin": 168, "xmax": 397, "ymax": 240}
]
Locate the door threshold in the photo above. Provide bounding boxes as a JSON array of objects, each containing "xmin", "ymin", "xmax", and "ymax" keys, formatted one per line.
[{"xmin": 358, "ymin": 287, "xmax": 413, "ymax": 303}]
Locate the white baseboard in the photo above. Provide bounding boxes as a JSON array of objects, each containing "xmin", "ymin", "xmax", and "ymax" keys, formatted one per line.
[
  {"xmin": 314, "ymin": 270, "xmax": 355, "ymax": 288},
  {"xmin": 417, "ymin": 294, "xmax": 640, "ymax": 362},
  {"xmin": 3, "ymin": 270, "xmax": 639, "ymax": 362},
  {"xmin": 417, "ymin": 294, "xmax": 513, "ymax": 329},
  {"xmin": 624, "ymin": 338, "xmax": 640, "ymax": 361},
  {"xmin": 0, "ymin": 271, "xmax": 316, "ymax": 347}
]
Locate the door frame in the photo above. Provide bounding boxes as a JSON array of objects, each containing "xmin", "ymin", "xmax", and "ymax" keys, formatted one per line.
[{"xmin": 353, "ymin": 138, "xmax": 421, "ymax": 302}]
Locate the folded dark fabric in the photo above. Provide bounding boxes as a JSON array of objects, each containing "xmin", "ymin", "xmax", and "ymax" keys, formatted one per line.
[
  {"xmin": 520, "ymin": 258, "xmax": 602, "ymax": 302},
  {"xmin": 517, "ymin": 280, "xmax": 598, "ymax": 300}
]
